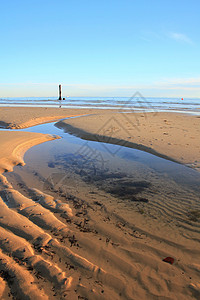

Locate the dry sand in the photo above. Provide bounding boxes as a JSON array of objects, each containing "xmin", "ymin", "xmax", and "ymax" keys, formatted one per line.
[
  {"xmin": 0, "ymin": 107, "xmax": 113, "ymax": 129},
  {"xmin": 0, "ymin": 107, "xmax": 200, "ymax": 299}
]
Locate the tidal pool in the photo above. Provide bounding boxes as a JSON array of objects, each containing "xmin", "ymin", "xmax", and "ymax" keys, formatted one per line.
[{"xmin": 4, "ymin": 120, "xmax": 200, "ymax": 233}]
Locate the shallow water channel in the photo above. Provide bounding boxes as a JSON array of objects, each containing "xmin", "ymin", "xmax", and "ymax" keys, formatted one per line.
[{"xmin": 4, "ymin": 120, "xmax": 200, "ymax": 232}]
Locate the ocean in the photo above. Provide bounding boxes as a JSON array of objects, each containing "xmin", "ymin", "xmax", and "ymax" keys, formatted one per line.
[{"xmin": 0, "ymin": 96, "xmax": 200, "ymax": 114}]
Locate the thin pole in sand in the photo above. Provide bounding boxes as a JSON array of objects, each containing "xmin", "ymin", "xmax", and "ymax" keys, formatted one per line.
[{"xmin": 58, "ymin": 84, "xmax": 62, "ymax": 100}]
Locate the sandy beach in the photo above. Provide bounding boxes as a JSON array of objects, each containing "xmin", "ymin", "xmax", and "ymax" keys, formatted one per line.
[
  {"xmin": 0, "ymin": 107, "xmax": 113, "ymax": 129},
  {"xmin": 0, "ymin": 107, "xmax": 200, "ymax": 300},
  {"xmin": 1, "ymin": 107, "xmax": 200, "ymax": 169}
]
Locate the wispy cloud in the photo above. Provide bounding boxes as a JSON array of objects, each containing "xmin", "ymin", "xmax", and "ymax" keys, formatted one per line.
[
  {"xmin": 168, "ymin": 32, "xmax": 193, "ymax": 44},
  {"xmin": 140, "ymin": 30, "xmax": 193, "ymax": 45}
]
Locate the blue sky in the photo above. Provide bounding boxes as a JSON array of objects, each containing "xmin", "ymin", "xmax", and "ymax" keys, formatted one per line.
[{"xmin": 0, "ymin": 0, "xmax": 200, "ymax": 97}]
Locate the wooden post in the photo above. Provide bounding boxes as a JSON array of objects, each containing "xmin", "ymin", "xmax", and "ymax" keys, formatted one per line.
[{"xmin": 58, "ymin": 84, "xmax": 62, "ymax": 100}]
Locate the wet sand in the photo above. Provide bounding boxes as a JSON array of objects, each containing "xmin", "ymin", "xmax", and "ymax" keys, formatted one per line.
[
  {"xmin": 0, "ymin": 107, "xmax": 200, "ymax": 299},
  {"xmin": 0, "ymin": 131, "xmax": 59, "ymax": 173}
]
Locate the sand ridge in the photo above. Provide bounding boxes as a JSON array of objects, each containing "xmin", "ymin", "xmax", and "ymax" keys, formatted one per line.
[
  {"xmin": 0, "ymin": 107, "xmax": 114, "ymax": 129},
  {"xmin": 56, "ymin": 112, "xmax": 200, "ymax": 170},
  {"xmin": 0, "ymin": 131, "xmax": 60, "ymax": 173},
  {"xmin": 0, "ymin": 175, "xmax": 137, "ymax": 299},
  {"xmin": 1, "ymin": 169, "xmax": 200, "ymax": 299}
]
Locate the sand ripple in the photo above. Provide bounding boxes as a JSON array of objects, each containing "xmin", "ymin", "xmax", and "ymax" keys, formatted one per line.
[{"xmin": 0, "ymin": 173, "xmax": 200, "ymax": 299}]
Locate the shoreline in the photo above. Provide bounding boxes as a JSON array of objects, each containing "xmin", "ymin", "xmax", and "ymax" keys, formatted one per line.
[
  {"xmin": 56, "ymin": 121, "xmax": 181, "ymax": 165},
  {"xmin": 56, "ymin": 111, "xmax": 200, "ymax": 171},
  {"xmin": 1, "ymin": 95, "xmax": 200, "ymax": 115}
]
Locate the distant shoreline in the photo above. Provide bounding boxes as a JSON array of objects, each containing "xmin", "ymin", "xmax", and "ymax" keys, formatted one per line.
[{"xmin": 0, "ymin": 96, "xmax": 200, "ymax": 114}]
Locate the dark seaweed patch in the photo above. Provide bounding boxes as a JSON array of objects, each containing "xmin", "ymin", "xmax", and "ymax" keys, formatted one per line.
[
  {"xmin": 46, "ymin": 153, "xmax": 151, "ymax": 203},
  {"xmin": 188, "ymin": 210, "xmax": 200, "ymax": 222}
]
